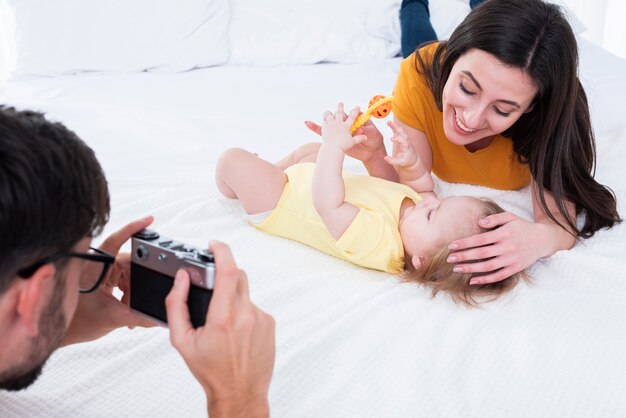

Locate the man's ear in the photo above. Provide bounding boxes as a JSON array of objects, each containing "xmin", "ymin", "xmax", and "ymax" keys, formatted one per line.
[
  {"xmin": 16, "ymin": 264, "xmax": 56, "ymax": 337},
  {"xmin": 411, "ymin": 255, "xmax": 425, "ymax": 271}
]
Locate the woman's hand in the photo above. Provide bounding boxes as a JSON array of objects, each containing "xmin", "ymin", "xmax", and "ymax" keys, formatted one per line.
[
  {"xmin": 446, "ymin": 212, "xmax": 554, "ymax": 285},
  {"xmin": 62, "ymin": 216, "xmax": 157, "ymax": 346},
  {"xmin": 305, "ymin": 108, "xmax": 385, "ymax": 163}
]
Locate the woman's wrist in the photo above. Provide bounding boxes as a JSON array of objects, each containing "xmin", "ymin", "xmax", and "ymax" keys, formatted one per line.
[
  {"xmin": 532, "ymin": 221, "xmax": 576, "ymax": 258},
  {"xmin": 364, "ymin": 150, "xmax": 398, "ymax": 181}
]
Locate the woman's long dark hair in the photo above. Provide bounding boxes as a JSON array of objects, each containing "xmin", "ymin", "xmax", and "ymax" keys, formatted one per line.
[{"xmin": 416, "ymin": 0, "xmax": 621, "ymax": 237}]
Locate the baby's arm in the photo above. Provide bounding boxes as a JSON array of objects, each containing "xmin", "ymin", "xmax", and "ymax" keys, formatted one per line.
[
  {"xmin": 312, "ymin": 104, "xmax": 368, "ymax": 239},
  {"xmin": 384, "ymin": 120, "xmax": 435, "ymax": 193}
]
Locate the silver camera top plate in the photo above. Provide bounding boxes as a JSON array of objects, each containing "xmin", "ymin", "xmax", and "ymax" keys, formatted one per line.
[{"xmin": 131, "ymin": 230, "xmax": 215, "ymax": 289}]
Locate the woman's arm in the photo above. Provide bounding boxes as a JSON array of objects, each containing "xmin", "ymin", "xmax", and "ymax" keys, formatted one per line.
[
  {"xmin": 390, "ymin": 117, "xmax": 433, "ymax": 187},
  {"xmin": 312, "ymin": 104, "xmax": 368, "ymax": 239},
  {"xmin": 446, "ymin": 180, "xmax": 577, "ymax": 285},
  {"xmin": 530, "ymin": 180, "xmax": 577, "ymax": 252}
]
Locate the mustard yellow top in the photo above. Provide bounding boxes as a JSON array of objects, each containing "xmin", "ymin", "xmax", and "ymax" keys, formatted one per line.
[
  {"xmin": 392, "ymin": 42, "xmax": 530, "ymax": 190},
  {"xmin": 252, "ymin": 163, "xmax": 423, "ymax": 274}
]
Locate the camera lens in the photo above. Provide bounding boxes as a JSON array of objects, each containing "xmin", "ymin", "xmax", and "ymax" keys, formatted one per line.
[{"xmin": 136, "ymin": 245, "xmax": 149, "ymax": 260}]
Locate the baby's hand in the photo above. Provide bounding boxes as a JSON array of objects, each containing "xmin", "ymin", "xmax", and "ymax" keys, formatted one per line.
[
  {"xmin": 321, "ymin": 103, "xmax": 367, "ymax": 152},
  {"xmin": 384, "ymin": 121, "xmax": 419, "ymax": 168}
]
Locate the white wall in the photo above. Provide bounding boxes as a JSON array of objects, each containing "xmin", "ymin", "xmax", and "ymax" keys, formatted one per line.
[
  {"xmin": 0, "ymin": 0, "xmax": 624, "ymax": 85},
  {"xmin": 0, "ymin": 0, "xmax": 16, "ymax": 84},
  {"xmin": 560, "ymin": 0, "xmax": 626, "ymax": 59}
]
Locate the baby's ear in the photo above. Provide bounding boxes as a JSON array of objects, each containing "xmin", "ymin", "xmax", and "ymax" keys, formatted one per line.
[{"xmin": 411, "ymin": 255, "xmax": 425, "ymax": 270}]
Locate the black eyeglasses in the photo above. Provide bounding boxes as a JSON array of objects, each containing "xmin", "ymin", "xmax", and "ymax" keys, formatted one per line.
[{"xmin": 17, "ymin": 247, "xmax": 116, "ymax": 293}]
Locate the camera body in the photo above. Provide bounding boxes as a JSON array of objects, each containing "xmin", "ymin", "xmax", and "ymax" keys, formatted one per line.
[{"xmin": 130, "ymin": 229, "xmax": 215, "ymax": 328}]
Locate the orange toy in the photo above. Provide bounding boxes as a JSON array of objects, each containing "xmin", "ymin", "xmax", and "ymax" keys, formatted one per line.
[{"xmin": 350, "ymin": 95, "xmax": 393, "ymax": 133}]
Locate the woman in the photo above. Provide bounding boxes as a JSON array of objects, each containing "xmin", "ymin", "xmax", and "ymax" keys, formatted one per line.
[{"xmin": 305, "ymin": 0, "xmax": 621, "ymax": 285}]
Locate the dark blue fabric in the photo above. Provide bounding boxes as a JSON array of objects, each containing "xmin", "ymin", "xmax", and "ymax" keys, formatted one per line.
[
  {"xmin": 400, "ymin": 0, "xmax": 436, "ymax": 58},
  {"xmin": 470, "ymin": 0, "xmax": 486, "ymax": 9},
  {"xmin": 400, "ymin": 0, "xmax": 488, "ymax": 58}
]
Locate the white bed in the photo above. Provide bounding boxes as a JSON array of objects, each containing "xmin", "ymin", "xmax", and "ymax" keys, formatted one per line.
[{"xmin": 1, "ymin": 1, "xmax": 626, "ymax": 417}]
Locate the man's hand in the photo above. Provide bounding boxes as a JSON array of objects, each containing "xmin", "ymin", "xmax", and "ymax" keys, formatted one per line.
[
  {"xmin": 62, "ymin": 216, "xmax": 157, "ymax": 346},
  {"xmin": 166, "ymin": 241, "xmax": 275, "ymax": 418}
]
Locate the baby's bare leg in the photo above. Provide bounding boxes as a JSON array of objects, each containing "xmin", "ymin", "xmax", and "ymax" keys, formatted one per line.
[
  {"xmin": 216, "ymin": 148, "xmax": 287, "ymax": 215},
  {"xmin": 275, "ymin": 142, "xmax": 321, "ymax": 170}
]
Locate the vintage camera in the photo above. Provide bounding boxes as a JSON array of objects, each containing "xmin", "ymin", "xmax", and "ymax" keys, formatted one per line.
[{"xmin": 130, "ymin": 229, "xmax": 215, "ymax": 328}]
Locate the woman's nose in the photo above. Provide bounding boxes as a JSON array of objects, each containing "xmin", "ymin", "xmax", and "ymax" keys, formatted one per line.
[{"xmin": 463, "ymin": 107, "xmax": 485, "ymax": 129}]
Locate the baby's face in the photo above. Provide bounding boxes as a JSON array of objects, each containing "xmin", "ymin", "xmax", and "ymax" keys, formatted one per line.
[{"xmin": 399, "ymin": 195, "xmax": 484, "ymax": 259}]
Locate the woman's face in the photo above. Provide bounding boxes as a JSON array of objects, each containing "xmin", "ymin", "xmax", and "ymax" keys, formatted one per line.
[{"xmin": 441, "ymin": 48, "xmax": 538, "ymax": 147}]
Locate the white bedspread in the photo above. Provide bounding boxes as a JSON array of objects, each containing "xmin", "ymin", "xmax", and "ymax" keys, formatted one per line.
[{"xmin": 1, "ymin": 40, "xmax": 625, "ymax": 417}]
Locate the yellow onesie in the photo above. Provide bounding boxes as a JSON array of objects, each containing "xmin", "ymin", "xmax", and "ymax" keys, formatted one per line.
[{"xmin": 252, "ymin": 163, "xmax": 422, "ymax": 274}]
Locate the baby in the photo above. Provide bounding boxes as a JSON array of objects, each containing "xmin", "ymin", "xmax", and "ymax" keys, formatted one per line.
[{"xmin": 216, "ymin": 104, "xmax": 526, "ymax": 306}]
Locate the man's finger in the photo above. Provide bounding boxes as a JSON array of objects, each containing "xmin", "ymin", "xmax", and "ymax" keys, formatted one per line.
[
  {"xmin": 235, "ymin": 269, "xmax": 251, "ymax": 307},
  {"xmin": 105, "ymin": 253, "xmax": 130, "ymax": 288},
  {"xmin": 207, "ymin": 241, "xmax": 239, "ymax": 317},
  {"xmin": 100, "ymin": 215, "xmax": 154, "ymax": 254},
  {"xmin": 127, "ymin": 310, "xmax": 159, "ymax": 329},
  {"xmin": 165, "ymin": 270, "xmax": 194, "ymax": 347}
]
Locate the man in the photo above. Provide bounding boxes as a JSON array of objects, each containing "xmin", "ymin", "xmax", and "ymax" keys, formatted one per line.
[{"xmin": 0, "ymin": 106, "xmax": 275, "ymax": 417}]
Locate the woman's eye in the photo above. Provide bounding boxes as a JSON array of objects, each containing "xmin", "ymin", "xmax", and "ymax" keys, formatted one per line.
[
  {"xmin": 494, "ymin": 106, "xmax": 511, "ymax": 117},
  {"xmin": 459, "ymin": 82, "xmax": 475, "ymax": 96}
]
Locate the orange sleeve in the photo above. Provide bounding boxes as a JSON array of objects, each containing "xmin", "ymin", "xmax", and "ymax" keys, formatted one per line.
[
  {"xmin": 392, "ymin": 54, "xmax": 426, "ymax": 132},
  {"xmin": 392, "ymin": 43, "xmax": 441, "ymax": 133}
]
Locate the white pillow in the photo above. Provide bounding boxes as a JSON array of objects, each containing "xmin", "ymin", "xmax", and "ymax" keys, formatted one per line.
[
  {"xmin": 226, "ymin": 0, "xmax": 585, "ymax": 67},
  {"xmin": 227, "ymin": 0, "xmax": 401, "ymax": 66},
  {"xmin": 430, "ymin": 0, "xmax": 586, "ymax": 41},
  {"xmin": 6, "ymin": 0, "xmax": 230, "ymax": 79},
  {"xmin": 429, "ymin": 0, "xmax": 471, "ymax": 40}
]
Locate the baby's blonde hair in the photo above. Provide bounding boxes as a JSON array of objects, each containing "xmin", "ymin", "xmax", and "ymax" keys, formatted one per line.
[{"xmin": 401, "ymin": 198, "xmax": 529, "ymax": 307}]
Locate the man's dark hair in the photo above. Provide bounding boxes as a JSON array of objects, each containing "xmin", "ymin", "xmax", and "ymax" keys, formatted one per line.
[{"xmin": 0, "ymin": 106, "xmax": 110, "ymax": 293}]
